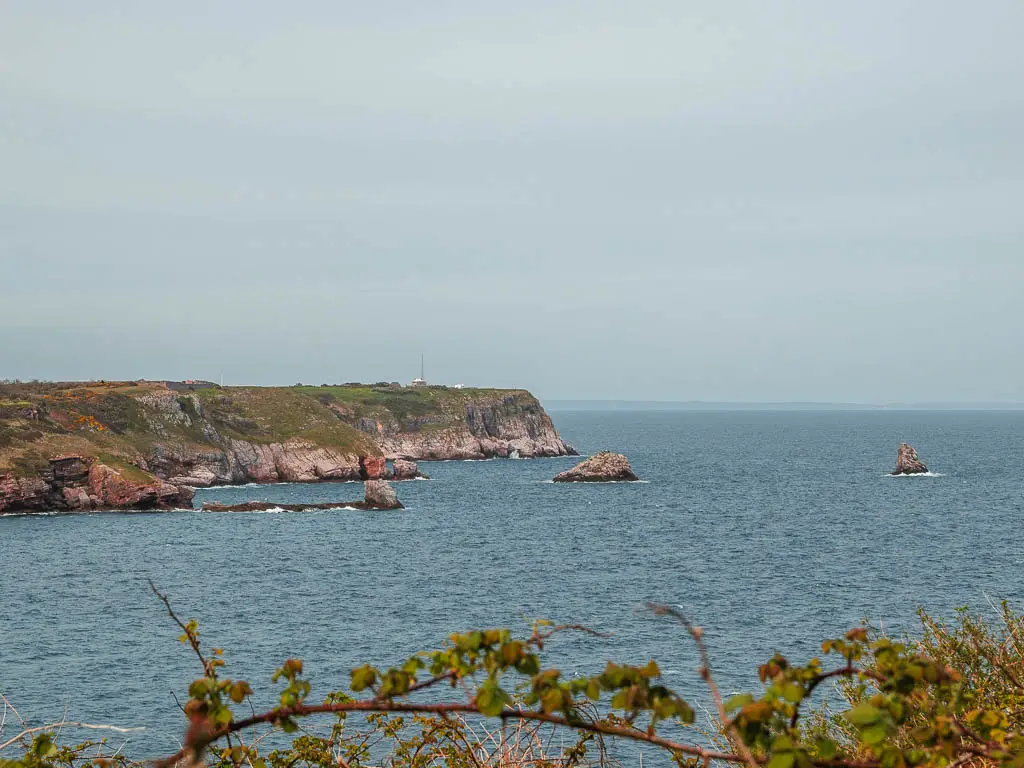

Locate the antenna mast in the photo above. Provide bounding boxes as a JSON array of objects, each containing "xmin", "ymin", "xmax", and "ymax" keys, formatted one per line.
[{"xmin": 421, "ymin": 353, "xmax": 425, "ymax": 381}]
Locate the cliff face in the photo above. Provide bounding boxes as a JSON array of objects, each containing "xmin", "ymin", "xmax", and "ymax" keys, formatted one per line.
[
  {"xmin": 0, "ymin": 382, "xmax": 573, "ymax": 513},
  {"xmin": 350, "ymin": 390, "xmax": 576, "ymax": 460},
  {"xmin": 0, "ymin": 455, "xmax": 194, "ymax": 513}
]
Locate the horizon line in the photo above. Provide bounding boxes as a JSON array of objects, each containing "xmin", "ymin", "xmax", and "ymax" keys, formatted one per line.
[{"xmin": 542, "ymin": 398, "xmax": 1024, "ymax": 410}]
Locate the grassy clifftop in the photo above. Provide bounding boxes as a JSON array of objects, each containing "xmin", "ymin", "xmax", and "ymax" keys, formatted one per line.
[{"xmin": 0, "ymin": 380, "xmax": 544, "ymax": 475}]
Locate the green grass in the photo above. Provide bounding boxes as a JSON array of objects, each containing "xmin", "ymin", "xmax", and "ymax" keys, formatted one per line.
[
  {"xmin": 7, "ymin": 449, "xmax": 50, "ymax": 478},
  {"xmin": 291, "ymin": 385, "xmax": 526, "ymax": 430},
  {"xmin": 194, "ymin": 388, "xmax": 376, "ymax": 454},
  {"xmin": 96, "ymin": 453, "xmax": 156, "ymax": 484},
  {"xmin": 0, "ymin": 384, "xmax": 541, "ymax": 477}
]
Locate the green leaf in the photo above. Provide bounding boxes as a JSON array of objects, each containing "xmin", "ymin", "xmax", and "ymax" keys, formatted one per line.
[
  {"xmin": 351, "ymin": 664, "xmax": 377, "ymax": 692},
  {"xmin": 33, "ymin": 735, "xmax": 58, "ymax": 758},
  {"xmin": 725, "ymin": 693, "xmax": 754, "ymax": 712},
  {"xmin": 229, "ymin": 680, "xmax": 252, "ymax": 703},
  {"xmin": 766, "ymin": 751, "xmax": 796, "ymax": 768},
  {"xmin": 815, "ymin": 738, "xmax": 838, "ymax": 759},
  {"xmin": 640, "ymin": 660, "xmax": 660, "ymax": 678},
  {"xmin": 773, "ymin": 734, "xmax": 794, "ymax": 752},
  {"xmin": 516, "ymin": 655, "xmax": 541, "ymax": 676},
  {"xmin": 846, "ymin": 702, "xmax": 882, "ymax": 726},
  {"xmin": 782, "ymin": 682, "xmax": 804, "ymax": 703},
  {"xmin": 862, "ymin": 723, "xmax": 889, "ymax": 746},
  {"xmin": 476, "ymin": 681, "xmax": 510, "ymax": 717},
  {"xmin": 541, "ymin": 688, "xmax": 563, "ymax": 713}
]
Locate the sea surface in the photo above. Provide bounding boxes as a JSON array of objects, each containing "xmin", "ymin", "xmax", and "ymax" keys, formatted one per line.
[{"xmin": 2, "ymin": 410, "xmax": 1023, "ymax": 761}]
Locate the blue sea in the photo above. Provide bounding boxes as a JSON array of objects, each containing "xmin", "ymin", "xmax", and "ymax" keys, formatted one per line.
[{"xmin": 2, "ymin": 410, "xmax": 1023, "ymax": 760}]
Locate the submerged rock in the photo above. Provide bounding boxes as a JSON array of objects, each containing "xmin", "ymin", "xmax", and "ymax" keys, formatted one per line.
[
  {"xmin": 891, "ymin": 443, "xmax": 929, "ymax": 475},
  {"xmin": 203, "ymin": 480, "xmax": 404, "ymax": 512},
  {"xmin": 553, "ymin": 452, "xmax": 639, "ymax": 483},
  {"xmin": 202, "ymin": 500, "xmax": 354, "ymax": 512},
  {"xmin": 389, "ymin": 459, "xmax": 429, "ymax": 480}
]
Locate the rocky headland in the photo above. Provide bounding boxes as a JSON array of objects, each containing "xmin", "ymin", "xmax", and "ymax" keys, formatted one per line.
[
  {"xmin": 891, "ymin": 443, "xmax": 929, "ymax": 475},
  {"xmin": 553, "ymin": 452, "xmax": 639, "ymax": 483},
  {"xmin": 0, "ymin": 381, "xmax": 573, "ymax": 514}
]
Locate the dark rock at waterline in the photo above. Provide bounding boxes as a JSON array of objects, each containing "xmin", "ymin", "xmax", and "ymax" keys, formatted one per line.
[
  {"xmin": 553, "ymin": 452, "xmax": 640, "ymax": 483},
  {"xmin": 891, "ymin": 443, "xmax": 929, "ymax": 475},
  {"xmin": 202, "ymin": 480, "xmax": 403, "ymax": 512}
]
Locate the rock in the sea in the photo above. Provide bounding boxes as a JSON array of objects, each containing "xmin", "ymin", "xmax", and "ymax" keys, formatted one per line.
[
  {"xmin": 389, "ymin": 459, "xmax": 428, "ymax": 480},
  {"xmin": 203, "ymin": 500, "xmax": 365, "ymax": 512},
  {"xmin": 553, "ymin": 452, "xmax": 639, "ymax": 483},
  {"xmin": 202, "ymin": 481, "xmax": 404, "ymax": 512},
  {"xmin": 891, "ymin": 443, "xmax": 929, "ymax": 475},
  {"xmin": 363, "ymin": 479, "xmax": 404, "ymax": 509}
]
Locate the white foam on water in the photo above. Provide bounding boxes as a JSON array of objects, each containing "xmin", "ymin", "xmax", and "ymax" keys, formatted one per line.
[
  {"xmin": 885, "ymin": 472, "xmax": 944, "ymax": 478},
  {"xmin": 206, "ymin": 506, "xmax": 286, "ymax": 514},
  {"xmin": 543, "ymin": 479, "xmax": 650, "ymax": 484}
]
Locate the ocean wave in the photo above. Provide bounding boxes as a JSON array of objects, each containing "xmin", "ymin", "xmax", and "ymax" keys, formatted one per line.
[
  {"xmin": 205, "ymin": 505, "xmax": 366, "ymax": 514},
  {"xmin": 885, "ymin": 472, "xmax": 944, "ymax": 478},
  {"xmin": 202, "ymin": 481, "xmax": 341, "ymax": 490}
]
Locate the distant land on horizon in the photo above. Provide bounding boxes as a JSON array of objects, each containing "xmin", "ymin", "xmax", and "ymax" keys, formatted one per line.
[{"xmin": 543, "ymin": 399, "xmax": 1024, "ymax": 411}]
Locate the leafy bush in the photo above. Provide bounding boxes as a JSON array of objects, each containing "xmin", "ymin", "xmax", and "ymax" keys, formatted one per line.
[{"xmin": 3, "ymin": 595, "xmax": 1023, "ymax": 768}]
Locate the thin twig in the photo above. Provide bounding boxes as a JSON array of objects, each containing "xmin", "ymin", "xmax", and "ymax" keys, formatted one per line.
[
  {"xmin": 0, "ymin": 693, "xmax": 26, "ymax": 727},
  {"xmin": 0, "ymin": 722, "xmax": 144, "ymax": 752},
  {"xmin": 647, "ymin": 603, "xmax": 760, "ymax": 768},
  {"xmin": 149, "ymin": 580, "xmax": 215, "ymax": 677}
]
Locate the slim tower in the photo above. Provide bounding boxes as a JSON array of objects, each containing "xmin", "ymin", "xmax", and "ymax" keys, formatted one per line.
[{"xmin": 421, "ymin": 353, "xmax": 425, "ymax": 382}]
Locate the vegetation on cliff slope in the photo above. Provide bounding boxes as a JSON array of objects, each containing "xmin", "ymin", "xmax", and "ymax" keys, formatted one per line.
[
  {"xmin": 3, "ymin": 598, "xmax": 1024, "ymax": 768},
  {"xmin": 292, "ymin": 385, "xmax": 546, "ymax": 433},
  {"xmin": 0, "ymin": 381, "xmax": 533, "ymax": 474}
]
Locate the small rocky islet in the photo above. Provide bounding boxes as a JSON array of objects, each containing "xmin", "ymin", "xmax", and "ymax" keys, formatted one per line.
[
  {"xmin": 890, "ymin": 443, "xmax": 930, "ymax": 475},
  {"xmin": 553, "ymin": 452, "xmax": 640, "ymax": 483}
]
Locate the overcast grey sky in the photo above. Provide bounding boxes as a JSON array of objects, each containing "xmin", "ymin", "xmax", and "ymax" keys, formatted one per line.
[{"xmin": 1, "ymin": 1, "xmax": 1022, "ymax": 401}]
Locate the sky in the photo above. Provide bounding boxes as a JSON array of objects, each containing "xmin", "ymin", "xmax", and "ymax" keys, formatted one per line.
[{"xmin": 1, "ymin": 1, "xmax": 1022, "ymax": 402}]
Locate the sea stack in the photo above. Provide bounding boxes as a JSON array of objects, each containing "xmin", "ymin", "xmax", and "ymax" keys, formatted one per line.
[
  {"xmin": 891, "ymin": 443, "xmax": 929, "ymax": 475},
  {"xmin": 363, "ymin": 479, "xmax": 404, "ymax": 509},
  {"xmin": 553, "ymin": 452, "xmax": 640, "ymax": 483}
]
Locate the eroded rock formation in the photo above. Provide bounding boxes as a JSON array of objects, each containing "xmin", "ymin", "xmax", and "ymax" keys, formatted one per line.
[
  {"xmin": 370, "ymin": 393, "xmax": 577, "ymax": 461},
  {"xmin": 363, "ymin": 480, "xmax": 403, "ymax": 509},
  {"xmin": 388, "ymin": 459, "xmax": 428, "ymax": 480},
  {"xmin": 0, "ymin": 455, "xmax": 194, "ymax": 514},
  {"xmin": 891, "ymin": 443, "xmax": 929, "ymax": 475},
  {"xmin": 553, "ymin": 452, "xmax": 640, "ymax": 483}
]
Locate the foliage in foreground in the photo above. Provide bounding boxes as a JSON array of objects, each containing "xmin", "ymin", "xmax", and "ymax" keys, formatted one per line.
[{"xmin": 3, "ymin": 592, "xmax": 1024, "ymax": 768}]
